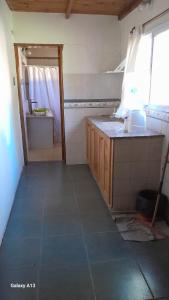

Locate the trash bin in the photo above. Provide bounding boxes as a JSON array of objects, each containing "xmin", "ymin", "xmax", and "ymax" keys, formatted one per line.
[{"xmin": 136, "ymin": 190, "xmax": 168, "ymax": 219}]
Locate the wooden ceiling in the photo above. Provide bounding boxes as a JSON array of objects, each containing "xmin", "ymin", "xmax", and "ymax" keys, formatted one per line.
[{"xmin": 6, "ymin": 0, "xmax": 143, "ymax": 20}]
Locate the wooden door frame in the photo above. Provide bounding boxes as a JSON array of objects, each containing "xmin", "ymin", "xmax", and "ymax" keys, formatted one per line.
[{"xmin": 14, "ymin": 43, "xmax": 66, "ymax": 164}]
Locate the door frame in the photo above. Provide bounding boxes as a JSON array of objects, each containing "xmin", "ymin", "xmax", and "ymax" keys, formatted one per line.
[{"xmin": 14, "ymin": 43, "xmax": 66, "ymax": 164}]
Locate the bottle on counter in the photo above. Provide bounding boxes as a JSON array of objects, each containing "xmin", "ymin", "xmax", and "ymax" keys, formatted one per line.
[{"xmin": 124, "ymin": 116, "xmax": 129, "ymax": 133}]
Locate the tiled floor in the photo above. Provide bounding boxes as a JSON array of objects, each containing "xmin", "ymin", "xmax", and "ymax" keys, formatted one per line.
[{"xmin": 0, "ymin": 162, "xmax": 169, "ymax": 300}]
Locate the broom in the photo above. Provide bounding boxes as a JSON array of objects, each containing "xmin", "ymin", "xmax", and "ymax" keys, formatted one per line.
[{"xmin": 151, "ymin": 141, "xmax": 169, "ymax": 227}]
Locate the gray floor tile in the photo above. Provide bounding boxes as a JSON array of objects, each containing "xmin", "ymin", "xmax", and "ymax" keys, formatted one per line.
[
  {"xmin": 0, "ymin": 267, "xmax": 38, "ymax": 300},
  {"xmin": 43, "ymin": 213, "xmax": 82, "ymax": 237},
  {"xmin": 85, "ymin": 231, "xmax": 130, "ymax": 263},
  {"xmin": 12, "ymin": 194, "xmax": 43, "ymax": 217},
  {"xmin": 22, "ymin": 162, "xmax": 65, "ymax": 177},
  {"xmin": 128, "ymin": 240, "xmax": 169, "ymax": 298},
  {"xmin": 81, "ymin": 212, "xmax": 117, "ymax": 234},
  {"xmin": 15, "ymin": 185, "xmax": 45, "ymax": 201},
  {"xmin": 43, "ymin": 181, "xmax": 75, "ymax": 199},
  {"xmin": 75, "ymin": 181, "xmax": 102, "ymax": 198},
  {"xmin": 39, "ymin": 265, "xmax": 94, "ymax": 300},
  {"xmin": 4, "ymin": 214, "xmax": 42, "ymax": 239},
  {"xmin": 41, "ymin": 235, "xmax": 87, "ymax": 267},
  {"xmin": 76, "ymin": 193, "xmax": 108, "ymax": 214},
  {"xmin": 91, "ymin": 259, "xmax": 152, "ymax": 300},
  {"xmin": 0, "ymin": 238, "xmax": 40, "ymax": 270},
  {"xmin": 69, "ymin": 164, "xmax": 94, "ymax": 183},
  {"xmin": 44, "ymin": 194, "xmax": 79, "ymax": 214}
]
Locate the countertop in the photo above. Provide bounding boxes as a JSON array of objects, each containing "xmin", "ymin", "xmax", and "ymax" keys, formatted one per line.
[
  {"xmin": 26, "ymin": 111, "xmax": 54, "ymax": 118},
  {"xmin": 87, "ymin": 116, "xmax": 164, "ymax": 139}
]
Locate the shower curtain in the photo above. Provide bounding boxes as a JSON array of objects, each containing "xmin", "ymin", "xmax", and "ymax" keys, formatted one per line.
[{"xmin": 27, "ymin": 65, "xmax": 61, "ymax": 142}]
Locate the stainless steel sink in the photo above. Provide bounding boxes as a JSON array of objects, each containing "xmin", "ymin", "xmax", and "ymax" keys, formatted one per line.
[
  {"xmin": 99, "ymin": 115, "xmax": 123, "ymax": 123},
  {"xmin": 102, "ymin": 122, "xmax": 124, "ymax": 131}
]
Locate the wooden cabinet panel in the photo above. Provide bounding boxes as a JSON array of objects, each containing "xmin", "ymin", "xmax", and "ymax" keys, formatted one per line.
[
  {"xmin": 90, "ymin": 126, "xmax": 95, "ymax": 172},
  {"xmin": 104, "ymin": 137, "xmax": 111, "ymax": 202},
  {"xmin": 98, "ymin": 134, "xmax": 105, "ymax": 190},
  {"xmin": 86, "ymin": 120, "xmax": 112, "ymax": 207},
  {"xmin": 98, "ymin": 132, "xmax": 111, "ymax": 205},
  {"xmin": 94, "ymin": 129, "xmax": 99, "ymax": 180},
  {"xmin": 86, "ymin": 121, "xmax": 91, "ymax": 167}
]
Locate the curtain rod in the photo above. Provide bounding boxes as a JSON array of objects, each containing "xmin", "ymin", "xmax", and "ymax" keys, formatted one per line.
[{"xmin": 142, "ymin": 8, "xmax": 169, "ymax": 28}]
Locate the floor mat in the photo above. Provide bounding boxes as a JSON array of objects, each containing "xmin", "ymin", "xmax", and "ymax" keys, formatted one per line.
[{"xmin": 112, "ymin": 214, "xmax": 169, "ymax": 242}]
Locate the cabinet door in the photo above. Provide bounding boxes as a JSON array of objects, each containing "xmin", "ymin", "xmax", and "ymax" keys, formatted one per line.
[
  {"xmin": 86, "ymin": 122, "xmax": 91, "ymax": 166},
  {"xmin": 90, "ymin": 126, "xmax": 95, "ymax": 172},
  {"xmin": 98, "ymin": 134, "xmax": 105, "ymax": 190},
  {"xmin": 104, "ymin": 137, "xmax": 111, "ymax": 202},
  {"xmin": 86, "ymin": 121, "xmax": 112, "ymax": 208},
  {"xmin": 98, "ymin": 132, "xmax": 111, "ymax": 206},
  {"xmin": 93, "ymin": 128, "xmax": 99, "ymax": 180}
]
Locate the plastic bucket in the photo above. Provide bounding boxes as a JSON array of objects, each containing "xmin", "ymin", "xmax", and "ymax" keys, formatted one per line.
[{"xmin": 136, "ymin": 190, "xmax": 168, "ymax": 219}]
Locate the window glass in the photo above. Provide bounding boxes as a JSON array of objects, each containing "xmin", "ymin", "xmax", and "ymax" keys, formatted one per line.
[{"xmin": 150, "ymin": 28, "xmax": 169, "ymax": 105}]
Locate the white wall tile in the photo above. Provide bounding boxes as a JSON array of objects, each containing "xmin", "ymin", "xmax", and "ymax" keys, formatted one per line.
[
  {"xmin": 112, "ymin": 196, "xmax": 136, "ymax": 211},
  {"xmin": 113, "ymin": 179, "xmax": 132, "ymax": 197},
  {"xmin": 64, "ymin": 107, "xmax": 116, "ymax": 164},
  {"xmin": 149, "ymin": 118, "xmax": 162, "ymax": 132},
  {"xmin": 114, "ymin": 162, "xmax": 131, "ymax": 180}
]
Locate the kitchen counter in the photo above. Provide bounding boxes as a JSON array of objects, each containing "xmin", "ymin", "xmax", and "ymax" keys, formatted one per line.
[
  {"xmin": 26, "ymin": 111, "xmax": 54, "ymax": 118},
  {"xmin": 86, "ymin": 116, "xmax": 164, "ymax": 211},
  {"xmin": 87, "ymin": 116, "xmax": 164, "ymax": 139}
]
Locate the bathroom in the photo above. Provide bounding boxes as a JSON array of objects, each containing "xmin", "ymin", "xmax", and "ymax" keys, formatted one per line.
[{"xmin": 16, "ymin": 45, "xmax": 64, "ymax": 162}]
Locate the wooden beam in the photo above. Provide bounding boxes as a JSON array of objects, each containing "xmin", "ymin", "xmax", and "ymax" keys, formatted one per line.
[
  {"xmin": 65, "ymin": 0, "xmax": 74, "ymax": 19},
  {"xmin": 118, "ymin": 0, "xmax": 143, "ymax": 20}
]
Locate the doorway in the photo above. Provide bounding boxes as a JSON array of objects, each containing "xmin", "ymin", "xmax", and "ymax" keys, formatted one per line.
[{"xmin": 14, "ymin": 43, "xmax": 66, "ymax": 164}]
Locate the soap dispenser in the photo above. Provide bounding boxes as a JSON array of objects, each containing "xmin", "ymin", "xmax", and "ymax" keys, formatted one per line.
[{"xmin": 124, "ymin": 116, "xmax": 128, "ymax": 133}]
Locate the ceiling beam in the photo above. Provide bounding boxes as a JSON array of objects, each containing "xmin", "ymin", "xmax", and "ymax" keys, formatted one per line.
[
  {"xmin": 65, "ymin": 0, "xmax": 74, "ymax": 19},
  {"xmin": 118, "ymin": 0, "xmax": 143, "ymax": 20}
]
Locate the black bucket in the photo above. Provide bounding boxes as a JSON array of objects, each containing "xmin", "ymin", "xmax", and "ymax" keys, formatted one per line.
[{"xmin": 136, "ymin": 190, "xmax": 168, "ymax": 219}]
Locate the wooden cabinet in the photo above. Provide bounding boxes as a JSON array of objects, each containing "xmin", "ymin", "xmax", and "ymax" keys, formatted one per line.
[
  {"xmin": 86, "ymin": 120, "xmax": 113, "ymax": 207},
  {"xmin": 86, "ymin": 121, "xmax": 91, "ymax": 166},
  {"xmin": 86, "ymin": 119, "xmax": 163, "ymax": 212}
]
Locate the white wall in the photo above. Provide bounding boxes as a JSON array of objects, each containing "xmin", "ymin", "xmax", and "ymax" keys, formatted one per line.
[
  {"xmin": 120, "ymin": 0, "xmax": 169, "ymax": 212},
  {"xmin": 65, "ymin": 106, "xmax": 117, "ymax": 164},
  {"xmin": 13, "ymin": 13, "xmax": 123, "ymax": 99},
  {"xmin": 0, "ymin": 0, "xmax": 24, "ymax": 244}
]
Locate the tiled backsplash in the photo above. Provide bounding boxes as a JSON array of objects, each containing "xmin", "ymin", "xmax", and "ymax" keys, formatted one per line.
[
  {"xmin": 64, "ymin": 98, "xmax": 120, "ymax": 109},
  {"xmin": 146, "ymin": 106, "xmax": 169, "ymax": 122},
  {"xmin": 146, "ymin": 106, "xmax": 169, "ymax": 215}
]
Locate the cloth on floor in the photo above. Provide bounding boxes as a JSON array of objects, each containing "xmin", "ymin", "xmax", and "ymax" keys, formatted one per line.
[{"xmin": 112, "ymin": 214, "xmax": 169, "ymax": 242}]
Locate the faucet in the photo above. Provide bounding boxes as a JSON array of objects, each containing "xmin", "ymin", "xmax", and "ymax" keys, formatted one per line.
[{"xmin": 28, "ymin": 99, "xmax": 38, "ymax": 114}]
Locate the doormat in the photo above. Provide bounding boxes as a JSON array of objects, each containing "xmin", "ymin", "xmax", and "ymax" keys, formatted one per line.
[{"xmin": 112, "ymin": 214, "xmax": 169, "ymax": 242}]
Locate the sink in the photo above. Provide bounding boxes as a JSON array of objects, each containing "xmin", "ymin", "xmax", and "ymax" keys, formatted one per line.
[
  {"xmin": 99, "ymin": 115, "xmax": 122, "ymax": 123},
  {"xmin": 102, "ymin": 121, "xmax": 124, "ymax": 131}
]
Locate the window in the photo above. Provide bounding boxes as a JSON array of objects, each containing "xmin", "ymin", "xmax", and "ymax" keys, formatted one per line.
[
  {"xmin": 134, "ymin": 34, "xmax": 152, "ymax": 106},
  {"xmin": 150, "ymin": 28, "xmax": 169, "ymax": 105}
]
